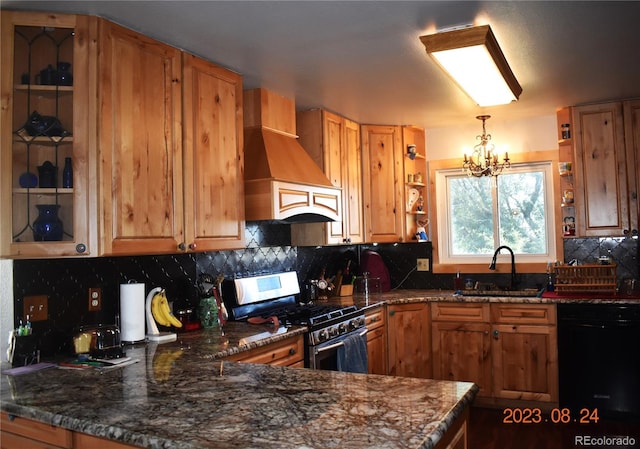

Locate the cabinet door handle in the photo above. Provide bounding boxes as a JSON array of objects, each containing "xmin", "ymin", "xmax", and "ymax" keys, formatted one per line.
[
  {"xmin": 178, "ymin": 242, "xmax": 186, "ymax": 251},
  {"xmin": 289, "ymin": 348, "xmax": 296, "ymax": 355},
  {"xmin": 493, "ymin": 329, "xmax": 499, "ymax": 339},
  {"xmin": 389, "ymin": 310, "xmax": 395, "ymax": 317},
  {"xmin": 189, "ymin": 242, "xmax": 197, "ymax": 250}
]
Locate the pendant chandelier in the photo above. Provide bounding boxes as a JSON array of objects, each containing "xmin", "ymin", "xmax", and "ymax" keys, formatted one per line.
[{"xmin": 463, "ymin": 115, "xmax": 510, "ymax": 177}]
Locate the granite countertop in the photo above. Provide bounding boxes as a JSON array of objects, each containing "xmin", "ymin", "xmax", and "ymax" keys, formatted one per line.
[
  {"xmin": 3, "ymin": 288, "xmax": 634, "ymax": 448},
  {"xmin": 165, "ymin": 321, "xmax": 308, "ymax": 359},
  {"xmin": 1, "ymin": 336, "xmax": 477, "ymax": 449},
  {"xmin": 351, "ymin": 289, "xmax": 640, "ymax": 305}
]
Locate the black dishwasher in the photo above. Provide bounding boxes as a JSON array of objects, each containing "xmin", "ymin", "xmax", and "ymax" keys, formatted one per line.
[{"xmin": 558, "ymin": 303, "xmax": 640, "ymax": 420}]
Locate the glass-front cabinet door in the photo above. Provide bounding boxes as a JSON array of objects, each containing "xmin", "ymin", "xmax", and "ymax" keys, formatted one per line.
[{"xmin": 1, "ymin": 11, "xmax": 95, "ymax": 258}]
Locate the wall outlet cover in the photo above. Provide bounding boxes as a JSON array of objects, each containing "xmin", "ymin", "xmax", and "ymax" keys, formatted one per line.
[{"xmin": 417, "ymin": 258, "xmax": 430, "ymax": 272}]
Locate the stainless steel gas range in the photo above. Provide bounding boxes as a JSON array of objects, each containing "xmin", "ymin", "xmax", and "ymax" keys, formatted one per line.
[{"xmin": 221, "ymin": 272, "xmax": 367, "ymax": 371}]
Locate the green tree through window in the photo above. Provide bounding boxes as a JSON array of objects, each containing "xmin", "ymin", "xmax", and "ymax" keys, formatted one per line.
[{"xmin": 445, "ymin": 165, "xmax": 549, "ymax": 258}]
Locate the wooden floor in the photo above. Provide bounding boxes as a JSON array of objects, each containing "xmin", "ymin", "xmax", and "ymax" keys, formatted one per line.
[{"xmin": 468, "ymin": 407, "xmax": 640, "ymax": 449}]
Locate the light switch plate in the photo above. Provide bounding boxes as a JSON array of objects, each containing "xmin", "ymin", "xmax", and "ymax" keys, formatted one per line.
[{"xmin": 23, "ymin": 295, "xmax": 48, "ymax": 321}]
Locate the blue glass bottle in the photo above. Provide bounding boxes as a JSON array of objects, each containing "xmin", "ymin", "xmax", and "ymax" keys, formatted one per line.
[{"xmin": 62, "ymin": 157, "xmax": 73, "ymax": 188}]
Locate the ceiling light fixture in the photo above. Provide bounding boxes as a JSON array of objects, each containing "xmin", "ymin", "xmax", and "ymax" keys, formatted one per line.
[
  {"xmin": 463, "ymin": 115, "xmax": 510, "ymax": 177},
  {"xmin": 419, "ymin": 25, "xmax": 522, "ymax": 107}
]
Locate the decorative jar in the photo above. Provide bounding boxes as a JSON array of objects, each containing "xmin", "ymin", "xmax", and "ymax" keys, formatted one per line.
[
  {"xmin": 199, "ymin": 296, "xmax": 219, "ymax": 328},
  {"xmin": 32, "ymin": 204, "xmax": 63, "ymax": 241}
]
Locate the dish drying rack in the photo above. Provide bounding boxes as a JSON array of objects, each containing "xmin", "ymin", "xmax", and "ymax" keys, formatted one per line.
[{"xmin": 554, "ymin": 264, "xmax": 617, "ymax": 294}]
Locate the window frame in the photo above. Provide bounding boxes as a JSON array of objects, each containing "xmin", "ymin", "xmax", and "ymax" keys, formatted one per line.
[{"xmin": 427, "ymin": 150, "xmax": 563, "ymax": 274}]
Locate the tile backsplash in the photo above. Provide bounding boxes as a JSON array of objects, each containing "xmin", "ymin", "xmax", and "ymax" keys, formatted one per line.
[{"xmin": 11, "ymin": 222, "xmax": 639, "ymax": 356}]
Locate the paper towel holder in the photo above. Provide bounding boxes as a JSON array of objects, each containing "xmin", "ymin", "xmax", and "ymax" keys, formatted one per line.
[
  {"xmin": 145, "ymin": 287, "xmax": 177, "ymax": 343},
  {"xmin": 120, "ymin": 281, "xmax": 147, "ymax": 344}
]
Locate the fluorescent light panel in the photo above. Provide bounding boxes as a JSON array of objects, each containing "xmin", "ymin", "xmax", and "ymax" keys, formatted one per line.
[{"xmin": 420, "ymin": 25, "xmax": 522, "ymax": 107}]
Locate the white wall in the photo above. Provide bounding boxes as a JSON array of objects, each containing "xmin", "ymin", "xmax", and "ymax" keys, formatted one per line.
[
  {"xmin": 425, "ymin": 114, "xmax": 558, "ymax": 161},
  {"xmin": 1, "ymin": 259, "xmax": 13, "ymax": 364}
]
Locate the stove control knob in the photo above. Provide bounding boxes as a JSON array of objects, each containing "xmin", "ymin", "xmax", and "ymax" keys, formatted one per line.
[
  {"xmin": 348, "ymin": 319, "xmax": 358, "ymax": 330},
  {"xmin": 318, "ymin": 329, "xmax": 329, "ymax": 342},
  {"xmin": 338, "ymin": 323, "xmax": 347, "ymax": 334},
  {"xmin": 328, "ymin": 327, "xmax": 338, "ymax": 337}
]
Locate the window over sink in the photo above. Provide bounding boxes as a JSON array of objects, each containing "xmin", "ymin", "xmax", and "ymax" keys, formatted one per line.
[{"xmin": 435, "ymin": 161, "xmax": 557, "ymax": 265}]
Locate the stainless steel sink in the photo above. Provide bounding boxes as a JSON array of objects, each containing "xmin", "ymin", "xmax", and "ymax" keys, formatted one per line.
[{"xmin": 459, "ymin": 288, "xmax": 542, "ymax": 297}]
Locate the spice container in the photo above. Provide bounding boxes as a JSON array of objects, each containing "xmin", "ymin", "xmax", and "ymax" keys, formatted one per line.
[{"xmin": 561, "ymin": 123, "xmax": 571, "ymax": 139}]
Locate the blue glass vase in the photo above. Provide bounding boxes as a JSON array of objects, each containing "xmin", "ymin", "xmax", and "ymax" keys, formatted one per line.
[{"xmin": 32, "ymin": 204, "xmax": 63, "ymax": 241}]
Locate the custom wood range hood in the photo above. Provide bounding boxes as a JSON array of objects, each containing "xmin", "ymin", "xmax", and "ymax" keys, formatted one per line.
[{"xmin": 243, "ymin": 88, "xmax": 342, "ymax": 223}]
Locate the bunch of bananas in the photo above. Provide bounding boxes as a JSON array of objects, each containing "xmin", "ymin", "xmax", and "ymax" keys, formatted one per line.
[
  {"xmin": 152, "ymin": 348, "xmax": 183, "ymax": 382},
  {"xmin": 150, "ymin": 290, "xmax": 183, "ymax": 328}
]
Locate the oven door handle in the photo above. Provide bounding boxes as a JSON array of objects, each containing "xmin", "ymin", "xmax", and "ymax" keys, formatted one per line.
[{"xmin": 315, "ymin": 328, "xmax": 368, "ymax": 354}]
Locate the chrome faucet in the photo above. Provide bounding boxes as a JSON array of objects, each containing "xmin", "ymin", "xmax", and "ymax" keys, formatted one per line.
[{"xmin": 489, "ymin": 245, "xmax": 518, "ymax": 290}]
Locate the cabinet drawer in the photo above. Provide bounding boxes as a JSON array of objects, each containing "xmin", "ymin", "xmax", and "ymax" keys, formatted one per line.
[
  {"xmin": 491, "ymin": 304, "xmax": 556, "ymax": 325},
  {"xmin": 365, "ymin": 307, "xmax": 386, "ymax": 330},
  {"xmin": 431, "ymin": 303, "xmax": 490, "ymax": 322},
  {"xmin": 366, "ymin": 325, "xmax": 386, "ymax": 343},
  {"xmin": 228, "ymin": 335, "xmax": 304, "ymax": 366},
  {"xmin": 1, "ymin": 413, "xmax": 72, "ymax": 448}
]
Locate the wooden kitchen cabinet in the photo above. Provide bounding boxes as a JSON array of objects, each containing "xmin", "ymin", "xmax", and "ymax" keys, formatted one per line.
[
  {"xmin": 1, "ymin": 413, "xmax": 72, "ymax": 448},
  {"xmin": 226, "ymin": 334, "xmax": 305, "ymax": 367},
  {"xmin": 365, "ymin": 306, "xmax": 387, "ymax": 375},
  {"xmin": 292, "ymin": 109, "xmax": 364, "ymax": 245},
  {"xmin": 572, "ymin": 101, "xmax": 634, "ymax": 237},
  {"xmin": 431, "ymin": 303, "xmax": 492, "ymax": 397},
  {"xmin": 181, "ymin": 53, "xmax": 245, "ymax": 251},
  {"xmin": 1, "ymin": 413, "xmax": 140, "ymax": 449},
  {"xmin": 386, "ymin": 302, "xmax": 431, "ymax": 378},
  {"xmin": 0, "ymin": 11, "xmax": 97, "ymax": 258},
  {"xmin": 98, "ymin": 19, "xmax": 183, "ymax": 255},
  {"xmin": 429, "ymin": 302, "xmax": 558, "ymax": 403},
  {"xmin": 433, "ymin": 408, "xmax": 468, "ymax": 449},
  {"xmin": 98, "ymin": 20, "xmax": 244, "ymax": 254},
  {"xmin": 623, "ymin": 99, "xmax": 640, "ymax": 236},
  {"xmin": 490, "ymin": 304, "xmax": 558, "ymax": 403},
  {"xmin": 361, "ymin": 125, "xmax": 405, "ymax": 243},
  {"xmin": 2, "ymin": 13, "xmax": 244, "ymax": 257}
]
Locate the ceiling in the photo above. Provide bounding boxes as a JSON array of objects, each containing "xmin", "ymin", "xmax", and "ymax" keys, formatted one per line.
[{"xmin": 3, "ymin": 1, "xmax": 640, "ymax": 129}]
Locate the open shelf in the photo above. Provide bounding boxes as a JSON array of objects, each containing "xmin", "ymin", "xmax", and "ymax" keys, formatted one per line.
[
  {"xmin": 13, "ymin": 188, "xmax": 74, "ymax": 195},
  {"xmin": 15, "ymin": 84, "xmax": 73, "ymax": 93}
]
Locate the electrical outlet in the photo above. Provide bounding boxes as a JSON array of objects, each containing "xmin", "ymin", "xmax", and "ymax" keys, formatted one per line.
[
  {"xmin": 23, "ymin": 295, "xmax": 48, "ymax": 321},
  {"xmin": 417, "ymin": 258, "xmax": 430, "ymax": 272},
  {"xmin": 88, "ymin": 288, "xmax": 102, "ymax": 311}
]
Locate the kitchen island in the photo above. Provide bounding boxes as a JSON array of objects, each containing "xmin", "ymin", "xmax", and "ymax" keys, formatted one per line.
[{"xmin": 1, "ymin": 326, "xmax": 477, "ymax": 449}]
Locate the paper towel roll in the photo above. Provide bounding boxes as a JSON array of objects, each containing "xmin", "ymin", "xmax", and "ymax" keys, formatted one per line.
[{"xmin": 120, "ymin": 283, "xmax": 146, "ymax": 343}]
